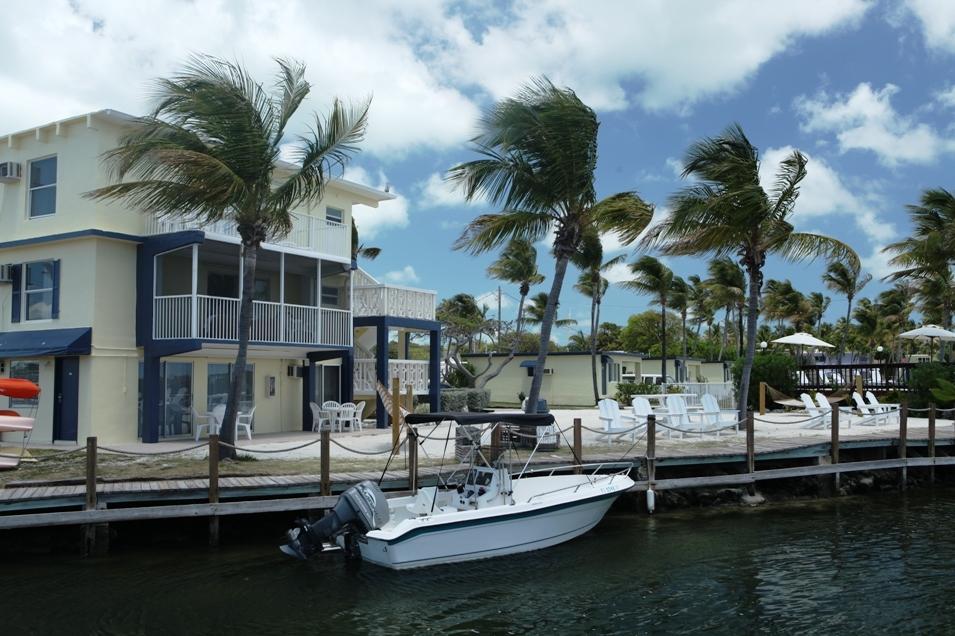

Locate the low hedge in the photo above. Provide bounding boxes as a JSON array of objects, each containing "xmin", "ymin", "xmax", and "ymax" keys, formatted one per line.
[{"xmin": 440, "ymin": 388, "xmax": 490, "ymax": 412}]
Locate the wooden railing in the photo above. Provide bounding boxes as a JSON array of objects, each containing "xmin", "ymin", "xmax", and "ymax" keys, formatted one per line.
[{"xmin": 796, "ymin": 363, "xmax": 916, "ymax": 392}]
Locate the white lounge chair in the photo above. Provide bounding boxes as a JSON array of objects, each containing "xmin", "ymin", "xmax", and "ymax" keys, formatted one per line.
[
  {"xmin": 865, "ymin": 391, "xmax": 901, "ymax": 417},
  {"xmin": 659, "ymin": 395, "xmax": 718, "ymax": 438},
  {"xmin": 799, "ymin": 393, "xmax": 830, "ymax": 429},
  {"xmin": 701, "ymin": 394, "xmax": 739, "ymax": 435},
  {"xmin": 814, "ymin": 393, "xmax": 854, "ymax": 428},
  {"xmin": 598, "ymin": 398, "xmax": 640, "ymax": 446},
  {"xmin": 853, "ymin": 392, "xmax": 896, "ymax": 426}
]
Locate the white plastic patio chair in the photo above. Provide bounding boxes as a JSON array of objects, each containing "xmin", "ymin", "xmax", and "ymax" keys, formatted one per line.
[
  {"xmin": 352, "ymin": 401, "xmax": 366, "ymax": 432},
  {"xmin": 193, "ymin": 407, "xmax": 214, "ymax": 442},
  {"xmin": 236, "ymin": 405, "xmax": 255, "ymax": 440},
  {"xmin": 701, "ymin": 394, "xmax": 739, "ymax": 435},
  {"xmin": 309, "ymin": 401, "xmax": 327, "ymax": 432},
  {"xmin": 320, "ymin": 400, "xmax": 340, "ymax": 432},
  {"xmin": 334, "ymin": 403, "xmax": 357, "ymax": 433},
  {"xmin": 211, "ymin": 404, "xmax": 226, "ymax": 437},
  {"xmin": 597, "ymin": 398, "xmax": 639, "ymax": 447}
]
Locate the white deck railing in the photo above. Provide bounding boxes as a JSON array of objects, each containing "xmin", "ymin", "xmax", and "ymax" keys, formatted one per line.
[
  {"xmin": 678, "ymin": 382, "xmax": 737, "ymax": 409},
  {"xmin": 144, "ymin": 214, "xmax": 350, "ymax": 261},
  {"xmin": 154, "ymin": 294, "xmax": 351, "ymax": 346},
  {"xmin": 353, "ymin": 358, "xmax": 430, "ymax": 394},
  {"xmin": 352, "ymin": 284, "xmax": 436, "ymax": 320}
]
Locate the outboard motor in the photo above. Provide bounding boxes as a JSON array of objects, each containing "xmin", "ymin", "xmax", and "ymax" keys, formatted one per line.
[{"xmin": 280, "ymin": 480, "xmax": 389, "ymax": 560}]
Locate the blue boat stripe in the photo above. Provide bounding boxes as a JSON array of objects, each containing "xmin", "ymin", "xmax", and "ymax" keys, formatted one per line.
[{"xmin": 378, "ymin": 490, "xmax": 622, "ymax": 545}]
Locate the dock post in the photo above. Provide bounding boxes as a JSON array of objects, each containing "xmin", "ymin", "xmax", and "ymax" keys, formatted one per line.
[
  {"xmin": 745, "ymin": 411, "xmax": 756, "ymax": 496},
  {"xmin": 81, "ymin": 437, "xmax": 100, "ymax": 556},
  {"xmin": 900, "ymin": 403, "xmax": 908, "ymax": 490},
  {"xmin": 573, "ymin": 418, "xmax": 582, "ymax": 475},
  {"xmin": 831, "ymin": 402, "xmax": 840, "ymax": 493},
  {"xmin": 391, "ymin": 377, "xmax": 401, "ymax": 450},
  {"xmin": 758, "ymin": 382, "xmax": 766, "ymax": 416},
  {"xmin": 405, "ymin": 383, "xmax": 414, "ymax": 413},
  {"xmin": 646, "ymin": 415, "xmax": 656, "ymax": 513},
  {"xmin": 408, "ymin": 426, "xmax": 418, "ymax": 492},
  {"xmin": 208, "ymin": 434, "xmax": 219, "ymax": 547},
  {"xmin": 929, "ymin": 403, "xmax": 936, "ymax": 484},
  {"xmin": 855, "ymin": 375, "xmax": 864, "ymax": 397},
  {"xmin": 320, "ymin": 428, "xmax": 331, "ymax": 497}
]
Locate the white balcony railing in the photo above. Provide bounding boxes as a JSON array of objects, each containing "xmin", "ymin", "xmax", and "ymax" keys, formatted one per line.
[
  {"xmin": 153, "ymin": 294, "xmax": 352, "ymax": 347},
  {"xmin": 352, "ymin": 285, "xmax": 436, "ymax": 321},
  {"xmin": 144, "ymin": 214, "xmax": 350, "ymax": 261},
  {"xmin": 353, "ymin": 358, "xmax": 430, "ymax": 394}
]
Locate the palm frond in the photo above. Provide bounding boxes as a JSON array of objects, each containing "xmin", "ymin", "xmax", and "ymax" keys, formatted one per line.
[{"xmin": 454, "ymin": 211, "xmax": 552, "ymax": 255}]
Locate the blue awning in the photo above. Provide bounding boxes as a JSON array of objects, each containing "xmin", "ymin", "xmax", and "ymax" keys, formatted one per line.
[
  {"xmin": 0, "ymin": 327, "xmax": 92, "ymax": 358},
  {"xmin": 519, "ymin": 360, "xmax": 538, "ymax": 368}
]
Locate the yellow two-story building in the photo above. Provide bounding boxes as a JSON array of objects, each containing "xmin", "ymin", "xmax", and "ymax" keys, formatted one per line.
[{"xmin": 0, "ymin": 110, "xmax": 440, "ymax": 444}]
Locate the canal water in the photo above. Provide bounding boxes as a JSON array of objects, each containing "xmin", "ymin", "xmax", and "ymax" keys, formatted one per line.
[{"xmin": 4, "ymin": 489, "xmax": 955, "ymax": 635}]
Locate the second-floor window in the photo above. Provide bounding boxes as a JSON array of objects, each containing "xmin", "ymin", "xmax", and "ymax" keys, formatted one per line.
[
  {"xmin": 321, "ymin": 285, "xmax": 340, "ymax": 306},
  {"xmin": 25, "ymin": 261, "xmax": 55, "ymax": 320},
  {"xmin": 29, "ymin": 156, "xmax": 57, "ymax": 218},
  {"xmin": 326, "ymin": 206, "xmax": 344, "ymax": 225}
]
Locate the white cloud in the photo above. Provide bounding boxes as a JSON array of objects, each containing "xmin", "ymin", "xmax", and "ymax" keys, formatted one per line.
[
  {"xmin": 665, "ymin": 157, "xmax": 684, "ymax": 179},
  {"xmin": 759, "ymin": 146, "xmax": 897, "ymax": 243},
  {"xmin": 935, "ymin": 84, "xmax": 955, "ymax": 108},
  {"xmin": 433, "ymin": 0, "xmax": 869, "ymax": 112},
  {"xmin": 905, "ymin": 0, "xmax": 955, "ymax": 53},
  {"xmin": 603, "ymin": 261, "xmax": 632, "ymax": 284},
  {"xmin": 345, "ymin": 166, "xmax": 410, "ymax": 239},
  {"xmin": 794, "ymin": 83, "xmax": 953, "ymax": 165},
  {"xmin": 861, "ymin": 244, "xmax": 897, "ymax": 280},
  {"xmin": 383, "ymin": 265, "xmax": 420, "ymax": 284},
  {"xmin": 417, "ymin": 172, "xmax": 469, "ymax": 208},
  {"xmin": 475, "ymin": 290, "xmax": 514, "ymax": 310}
]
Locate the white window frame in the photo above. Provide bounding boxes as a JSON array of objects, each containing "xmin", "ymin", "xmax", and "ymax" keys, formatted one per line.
[
  {"xmin": 325, "ymin": 206, "xmax": 344, "ymax": 225},
  {"xmin": 27, "ymin": 155, "xmax": 57, "ymax": 219},
  {"xmin": 23, "ymin": 260, "xmax": 55, "ymax": 322}
]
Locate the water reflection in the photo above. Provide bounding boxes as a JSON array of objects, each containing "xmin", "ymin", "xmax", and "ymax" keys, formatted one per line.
[{"xmin": 5, "ymin": 490, "xmax": 955, "ymax": 635}]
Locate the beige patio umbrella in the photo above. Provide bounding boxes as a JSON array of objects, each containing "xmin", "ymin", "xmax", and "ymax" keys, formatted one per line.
[{"xmin": 898, "ymin": 324, "xmax": 955, "ymax": 359}]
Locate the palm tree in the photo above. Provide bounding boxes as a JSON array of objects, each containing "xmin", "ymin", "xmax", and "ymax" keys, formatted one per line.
[
  {"xmin": 822, "ymin": 261, "xmax": 871, "ymax": 361},
  {"xmin": 669, "ymin": 276, "xmax": 691, "ymax": 381},
  {"xmin": 808, "ymin": 292, "xmax": 830, "ymax": 334},
  {"xmin": 352, "ymin": 219, "xmax": 381, "ymax": 261},
  {"xmin": 705, "ymin": 257, "xmax": 745, "ymax": 360},
  {"xmin": 621, "ymin": 256, "xmax": 675, "ymax": 382},
  {"xmin": 87, "ymin": 56, "xmax": 368, "ymax": 457},
  {"xmin": 687, "ymin": 275, "xmax": 714, "ymax": 339},
  {"xmin": 481, "ymin": 238, "xmax": 545, "ymax": 384},
  {"xmin": 763, "ymin": 279, "xmax": 809, "ymax": 330},
  {"xmin": 525, "ymin": 292, "xmax": 577, "ymax": 328},
  {"xmin": 573, "ymin": 231, "xmax": 625, "ymax": 403},
  {"xmin": 645, "ymin": 124, "xmax": 857, "ymax": 413},
  {"xmin": 567, "ymin": 330, "xmax": 590, "ymax": 352},
  {"xmin": 449, "ymin": 77, "xmax": 653, "ymax": 412}
]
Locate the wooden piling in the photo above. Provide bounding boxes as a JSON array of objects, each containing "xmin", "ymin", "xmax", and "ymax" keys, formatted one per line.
[
  {"xmin": 391, "ymin": 377, "xmax": 401, "ymax": 449},
  {"xmin": 320, "ymin": 428, "xmax": 331, "ymax": 497},
  {"xmin": 408, "ymin": 426, "xmax": 418, "ymax": 492},
  {"xmin": 208, "ymin": 434, "xmax": 219, "ymax": 547},
  {"xmin": 854, "ymin": 375, "xmax": 864, "ymax": 397},
  {"xmin": 900, "ymin": 403, "xmax": 908, "ymax": 490},
  {"xmin": 573, "ymin": 417, "xmax": 582, "ymax": 474},
  {"xmin": 929, "ymin": 402, "xmax": 936, "ymax": 484},
  {"xmin": 831, "ymin": 402, "xmax": 840, "ymax": 492},
  {"xmin": 646, "ymin": 415, "xmax": 656, "ymax": 485},
  {"xmin": 81, "ymin": 437, "xmax": 98, "ymax": 556},
  {"xmin": 405, "ymin": 383, "xmax": 414, "ymax": 413},
  {"xmin": 758, "ymin": 382, "xmax": 766, "ymax": 416}
]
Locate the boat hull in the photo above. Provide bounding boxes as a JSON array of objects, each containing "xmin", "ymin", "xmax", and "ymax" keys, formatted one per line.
[{"xmin": 358, "ymin": 489, "xmax": 623, "ymax": 570}]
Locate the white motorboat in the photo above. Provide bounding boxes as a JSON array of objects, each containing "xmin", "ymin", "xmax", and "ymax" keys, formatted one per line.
[{"xmin": 281, "ymin": 412, "xmax": 634, "ymax": 569}]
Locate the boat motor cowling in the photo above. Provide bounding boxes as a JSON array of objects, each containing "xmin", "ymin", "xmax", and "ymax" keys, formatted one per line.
[{"xmin": 280, "ymin": 480, "xmax": 389, "ymax": 560}]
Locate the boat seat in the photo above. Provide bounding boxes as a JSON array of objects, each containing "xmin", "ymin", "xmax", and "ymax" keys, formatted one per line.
[{"xmin": 406, "ymin": 489, "xmax": 437, "ymax": 516}]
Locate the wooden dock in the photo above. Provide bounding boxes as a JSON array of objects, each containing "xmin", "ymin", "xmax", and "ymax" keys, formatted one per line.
[{"xmin": 1, "ymin": 410, "xmax": 953, "ymax": 534}]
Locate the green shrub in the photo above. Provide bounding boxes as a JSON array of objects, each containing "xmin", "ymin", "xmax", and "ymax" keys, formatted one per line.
[
  {"xmin": 445, "ymin": 361, "xmax": 476, "ymax": 388},
  {"xmin": 615, "ymin": 382, "xmax": 658, "ymax": 404},
  {"xmin": 910, "ymin": 363, "xmax": 955, "ymax": 408},
  {"xmin": 440, "ymin": 388, "xmax": 490, "ymax": 412},
  {"xmin": 732, "ymin": 353, "xmax": 796, "ymax": 411},
  {"xmin": 666, "ymin": 385, "xmax": 685, "ymax": 394}
]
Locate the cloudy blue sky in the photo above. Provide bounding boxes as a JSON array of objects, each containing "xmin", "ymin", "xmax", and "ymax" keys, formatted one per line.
[{"xmin": 3, "ymin": 0, "xmax": 955, "ymax": 341}]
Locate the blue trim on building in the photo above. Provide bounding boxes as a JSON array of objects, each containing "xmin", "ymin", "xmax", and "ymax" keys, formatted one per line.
[
  {"xmin": 0, "ymin": 229, "xmax": 142, "ymax": 250},
  {"xmin": 137, "ymin": 231, "xmax": 204, "ymax": 347},
  {"xmin": 0, "ymin": 327, "xmax": 92, "ymax": 357}
]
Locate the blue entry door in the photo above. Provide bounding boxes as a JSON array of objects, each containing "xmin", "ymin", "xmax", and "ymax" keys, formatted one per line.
[{"xmin": 53, "ymin": 357, "xmax": 79, "ymax": 442}]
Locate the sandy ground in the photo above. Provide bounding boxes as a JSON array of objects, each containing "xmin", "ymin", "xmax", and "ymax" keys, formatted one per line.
[{"xmin": 29, "ymin": 407, "xmax": 942, "ymax": 462}]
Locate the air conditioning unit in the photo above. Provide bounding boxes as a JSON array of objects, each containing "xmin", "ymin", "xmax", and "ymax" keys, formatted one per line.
[
  {"xmin": 0, "ymin": 162, "xmax": 22, "ymax": 183},
  {"xmin": 0, "ymin": 264, "xmax": 13, "ymax": 283},
  {"xmin": 542, "ymin": 368, "xmax": 555, "ymax": 375}
]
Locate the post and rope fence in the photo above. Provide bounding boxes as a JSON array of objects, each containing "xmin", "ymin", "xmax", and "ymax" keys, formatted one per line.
[
  {"xmin": 646, "ymin": 414, "xmax": 656, "ymax": 513},
  {"xmin": 745, "ymin": 412, "xmax": 755, "ymax": 494},
  {"xmin": 208, "ymin": 434, "xmax": 219, "ymax": 547},
  {"xmin": 758, "ymin": 382, "xmax": 767, "ymax": 416},
  {"xmin": 320, "ymin": 428, "xmax": 331, "ymax": 496},
  {"xmin": 900, "ymin": 402, "xmax": 908, "ymax": 490},
  {"xmin": 831, "ymin": 402, "xmax": 840, "ymax": 492},
  {"xmin": 82, "ymin": 436, "xmax": 99, "ymax": 556}
]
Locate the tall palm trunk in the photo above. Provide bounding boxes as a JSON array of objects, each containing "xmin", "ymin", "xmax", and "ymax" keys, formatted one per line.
[
  {"xmin": 660, "ymin": 298, "xmax": 668, "ymax": 384},
  {"xmin": 737, "ymin": 302, "xmax": 744, "ymax": 357},
  {"xmin": 681, "ymin": 308, "xmax": 688, "ymax": 383},
  {"xmin": 738, "ymin": 262, "xmax": 761, "ymax": 416},
  {"xmin": 719, "ymin": 307, "xmax": 730, "ymax": 360},
  {"xmin": 840, "ymin": 294, "xmax": 853, "ymax": 364},
  {"xmin": 589, "ymin": 292, "xmax": 600, "ymax": 405},
  {"xmin": 527, "ymin": 254, "xmax": 570, "ymax": 412},
  {"xmin": 221, "ymin": 241, "xmax": 258, "ymax": 459}
]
